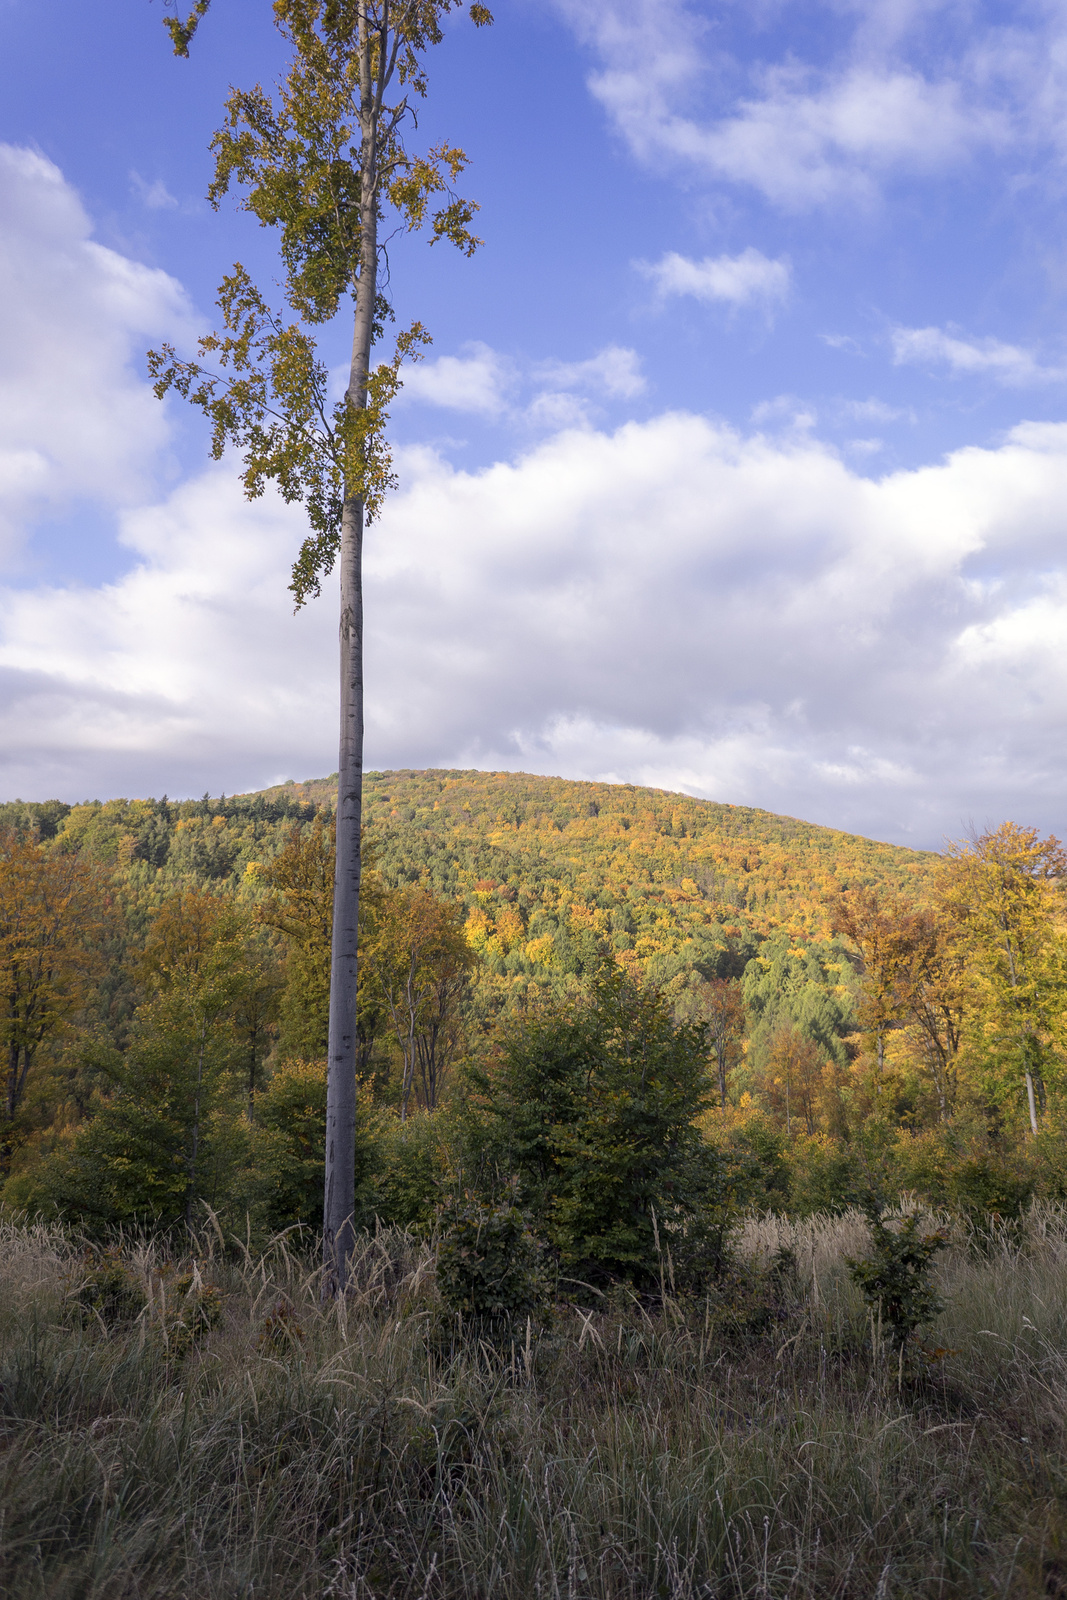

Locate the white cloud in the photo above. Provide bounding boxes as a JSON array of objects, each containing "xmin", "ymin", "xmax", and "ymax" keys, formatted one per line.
[
  {"xmin": 891, "ymin": 324, "xmax": 1066, "ymax": 385},
  {"xmin": 750, "ymin": 395, "xmax": 817, "ymax": 431},
  {"xmin": 637, "ymin": 249, "xmax": 790, "ymax": 308},
  {"xmin": 536, "ymin": 345, "xmax": 646, "ymax": 399},
  {"xmin": 6, "ymin": 414, "xmax": 1067, "ymax": 845},
  {"xmin": 399, "ymin": 341, "xmax": 512, "ymax": 415},
  {"xmin": 0, "ymin": 144, "xmax": 195, "ymax": 558},
  {"xmin": 687, "ymin": 68, "xmax": 999, "ymax": 208},
  {"xmin": 556, "ymin": 0, "xmax": 1010, "ymax": 207},
  {"xmin": 840, "ymin": 397, "xmax": 915, "ymax": 424},
  {"xmin": 129, "ymin": 172, "xmax": 179, "ymax": 210},
  {"xmin": 523, "ymin": 391, "xmax": 594, "ymax": 431},
  {"xmin": 400, "ymin": 341, "xmax": 646, "ymax": 423},
  {"xmin": 0, "ymin": 467, "xmax": 334, "ymax": 799}
]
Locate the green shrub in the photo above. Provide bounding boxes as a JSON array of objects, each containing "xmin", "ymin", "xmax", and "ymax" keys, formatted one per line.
[
  {"xmin": 846, "ymin": 1201, "xmax": 949, "ymax": 1351},
  {"xmin": 706, "ymin": 1114, "xmax": 791, "ymax": 1212},
  {"xmin": 891, "ymin": 1124, "xmax": 1035, "ymax": 1225},
  {"xmin": 75, "ymin": 1249, "xmax": 146, "ymax": 1329},
  {"xmin": 372, "ymin": 1109, "xmax": 452, "ymax": 1230},
  {"xmin": 435, "ymin": 1194, "xmax": 549, "ymax": 1330},
  {"xmin": 787, "ymin": 1135, "xmax": 868, "ymax": 1216},
  {"xmin": 156, "ymin": 1265, "xmax": 223, "ymax": 1358},
  {"xmin": 244, "ymin": 1059, "xmax": 386, "ymax": 1234},
  {"xmin": 467, "ymin": 967, "xmax": 717, "ymax": 1289}
]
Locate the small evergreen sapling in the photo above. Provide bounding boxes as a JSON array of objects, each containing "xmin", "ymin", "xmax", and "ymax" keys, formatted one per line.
[{"xmin": 847, "ymin": 1198, "xmax": 949, "ymax": 1352}]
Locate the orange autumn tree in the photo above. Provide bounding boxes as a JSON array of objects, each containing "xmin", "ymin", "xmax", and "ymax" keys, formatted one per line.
[
  {"xmin": 833, "ymin": 885, "xmax": 968, "ymax": 1121},
  {"xmin": 0, "ymin": 833, "xmax": 107, "ymax": 1169},
  {"xmin": 760, "ymin": 1024, "xmax": 829, "ymax": 1137},
  {"xmin": 367, "ymin": 886, "xmax": 474, "ymax": 1116}
]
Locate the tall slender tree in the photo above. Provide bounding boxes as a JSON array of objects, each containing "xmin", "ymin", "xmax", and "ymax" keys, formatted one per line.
[
  {"xmin": 151, "ymin": 0, "xmax": 490, "ymax": 1286},
  {"xmin": 940, "ymin": 823, "xmax": 1067, "ymax": 1133}
]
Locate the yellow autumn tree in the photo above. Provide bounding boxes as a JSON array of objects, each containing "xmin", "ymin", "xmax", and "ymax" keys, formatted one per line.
[{"xmin": 939, "ymin": 823, "xmax": 1067, "ymax": 1132}]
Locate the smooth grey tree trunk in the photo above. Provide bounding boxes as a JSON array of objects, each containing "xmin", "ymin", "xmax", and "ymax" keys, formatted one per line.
[
  {"xmin": 322, "ymin": 0, "xmax": 380, "ymax": 1293},
  {"xmin": 323, "ymin": 491, "xmax": 364, "ymax": 1287}
]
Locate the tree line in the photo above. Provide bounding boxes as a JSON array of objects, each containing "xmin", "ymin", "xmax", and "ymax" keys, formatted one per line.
[{"xmin": 2, "ymin": 788, "xmax": 1065, "ymax": 1247}]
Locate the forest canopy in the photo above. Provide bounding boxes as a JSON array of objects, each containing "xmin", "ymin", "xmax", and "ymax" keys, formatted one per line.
[{"xmin": 2, "ymin": 769, "xmax": 1064, "ymax": 1239}]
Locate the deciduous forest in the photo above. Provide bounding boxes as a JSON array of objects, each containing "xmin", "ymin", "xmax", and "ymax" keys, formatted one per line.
[{"xmin": 2, "ymin": 766, "xmax": 1064, "ymax": 1227}]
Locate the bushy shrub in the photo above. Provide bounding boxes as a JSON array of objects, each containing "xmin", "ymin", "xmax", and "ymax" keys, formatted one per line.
[
  {"xmin": 466, "ymin": 967, "xmax": 719, "ymax": 1289},
  {"xmin": 787, "ymin": 1135, "xmax": 869, "ymax": 1216},
  {"xmin": 372, "ymin": 1108, "xmax": 453, "ymax": 1230},
  {"xmin": 846, "ymin": 1201, "xmax": 949, "ymax": 1351},
  {"xmin": 158, "ymin": 1267, "xmax": 223, "ymax": 1358},
  {"xmin": 891, "ymin": 1124, "xmax": 1035, "ymax": 1225},
  {"xmin": 701, "ymin": 1113, "xmax": 791, "ymax": 1213},
  {"xmin": 75, "ymin": 1249, "xmax": 146, "ymax": 1329},
  {"xmin": 435, "ymin": 1194, "xmax": 548, "ymax": 1330},
  {"xmin": 244, "ymin": 1058, "xmax": 385, "ymax": 1234}
]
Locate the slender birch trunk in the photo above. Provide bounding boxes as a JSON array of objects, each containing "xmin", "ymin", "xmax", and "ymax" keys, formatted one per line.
[
  {"xmin": 322, "ymin": 1, "xmax": 380, "ymax": 1291},
  {"xmin": 157, "ymin": 0, "xmax": 489, "ymax": 1290},
  {"xmin": 187, "ymin": 1020, "xmax": 206, "ymax": 1228}
]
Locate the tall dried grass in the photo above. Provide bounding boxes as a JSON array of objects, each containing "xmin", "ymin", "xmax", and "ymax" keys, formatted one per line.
[{"xmin": 3, "ymin": 1207, "xmax": 1067, "ymax": 1598}]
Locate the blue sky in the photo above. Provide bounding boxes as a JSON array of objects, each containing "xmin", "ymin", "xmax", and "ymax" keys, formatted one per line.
[{"xmin": 1, "ymin": 0, "xmax": 1067, "ymax": 848}]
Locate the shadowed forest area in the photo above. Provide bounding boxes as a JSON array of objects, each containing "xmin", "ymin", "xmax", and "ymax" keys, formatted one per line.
[{"xmin": 3, "ymin": 769, "xmax": 1067, "ymax": 1596}]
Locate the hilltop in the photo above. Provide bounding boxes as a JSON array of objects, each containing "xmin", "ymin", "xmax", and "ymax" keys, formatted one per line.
[
  {"xmin": 229, "ymin": 769, "xmax": 936, "ymax": 1026},
  {"xmin": 248, "ymin": 766, "xmax": 934, "ymax": 946}
]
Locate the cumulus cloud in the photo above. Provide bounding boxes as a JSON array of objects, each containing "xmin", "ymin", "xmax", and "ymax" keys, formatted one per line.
[
  {"xmin": 637, "ymin": 248, "xmax": 790, "ymax": 308},
  {"xmin": 399, "ymin": 341, "xmax": 513, "ymax": 416},
  {"xmin": 891, "ymin": 324, "xmax": 1066, "ymax": 385},
  {"xmin": 0, "ymin": 144, "xmax": 196, "ymax": 558},
  {"xmin": 683, "ymin": 69, "xmax": 999, "ymax": 208},
  {"xmin": 5, "ymin": 414, "xmax": 1067, "ymax": 845},
  {"xmin": 556, "ymin": 0, "xmax": 1014, "ymax": 207},
  {"xmin": 535, "ymin": 345, "xmax": 646, "ymax": 399},
  {"xmin": 0, "ymin": 467, "xmax": 334, "ymax": 800},
  {"xmin": 399, "ymin": 340, "xmax": 646, "ymax": 425}
]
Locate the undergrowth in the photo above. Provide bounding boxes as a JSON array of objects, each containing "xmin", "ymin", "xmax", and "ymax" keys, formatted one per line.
[{"xmin": 3, "ymin": 1207, "xmax": 1067, "ymax": 1597}]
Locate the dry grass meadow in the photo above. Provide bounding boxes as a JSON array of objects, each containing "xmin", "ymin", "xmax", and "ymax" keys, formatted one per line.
[{"xmin": 4, "ymin": 1207, "xmax": 1067, "ymax": 1598}]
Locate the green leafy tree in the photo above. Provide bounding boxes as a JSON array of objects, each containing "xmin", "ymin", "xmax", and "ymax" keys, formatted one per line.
[
  {"xmin": 469, "ymin": 967, "xmax": 715, "ymax": 1289},
  {"xmin": 255, "ymin": 819, "xmax": 391, "ymax": 1072},
  {"xmin": 255, "ymin": 819, "xmax": 337, "ymax": 1059},
  {"xmin": 151, "ymin": 0, "xmax": 491, "ymax": 1285},
  {"xmin": 743, "ymin": 936, "xmax": 855, "ymax": 1079},
  {"xmin": 676, "ymin": 975, "xmax": 744, "ymax": 1109},
  {"xmin": 368, "ymin": 885, "xmax": 474, "ymax": 1117},
  {"xmin": 56, "ymin": 892, "xmax": 256, "ymax": 1228},
  {"xmin": 246, "ymin": 1056, "xmax": 335, "ymax": 1230}
]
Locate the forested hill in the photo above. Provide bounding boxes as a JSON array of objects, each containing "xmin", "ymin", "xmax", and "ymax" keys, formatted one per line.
[
  {"xmin": 1, "ymin": 768, "xmax": 934, "ymax": 1000},
  {"xmin": 248, "ymin": 768, "xmax": 934, "ymax": 972}
]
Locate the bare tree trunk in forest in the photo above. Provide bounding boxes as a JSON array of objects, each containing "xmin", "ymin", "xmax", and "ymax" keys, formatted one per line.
[
  {"xmin": 1025, "ymin": 1066, "xmax": 1039, "ymax": 1136},
  {"xmin": 187, "ymin": 1022, "xmax": 206, "ymax": 1228}
]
